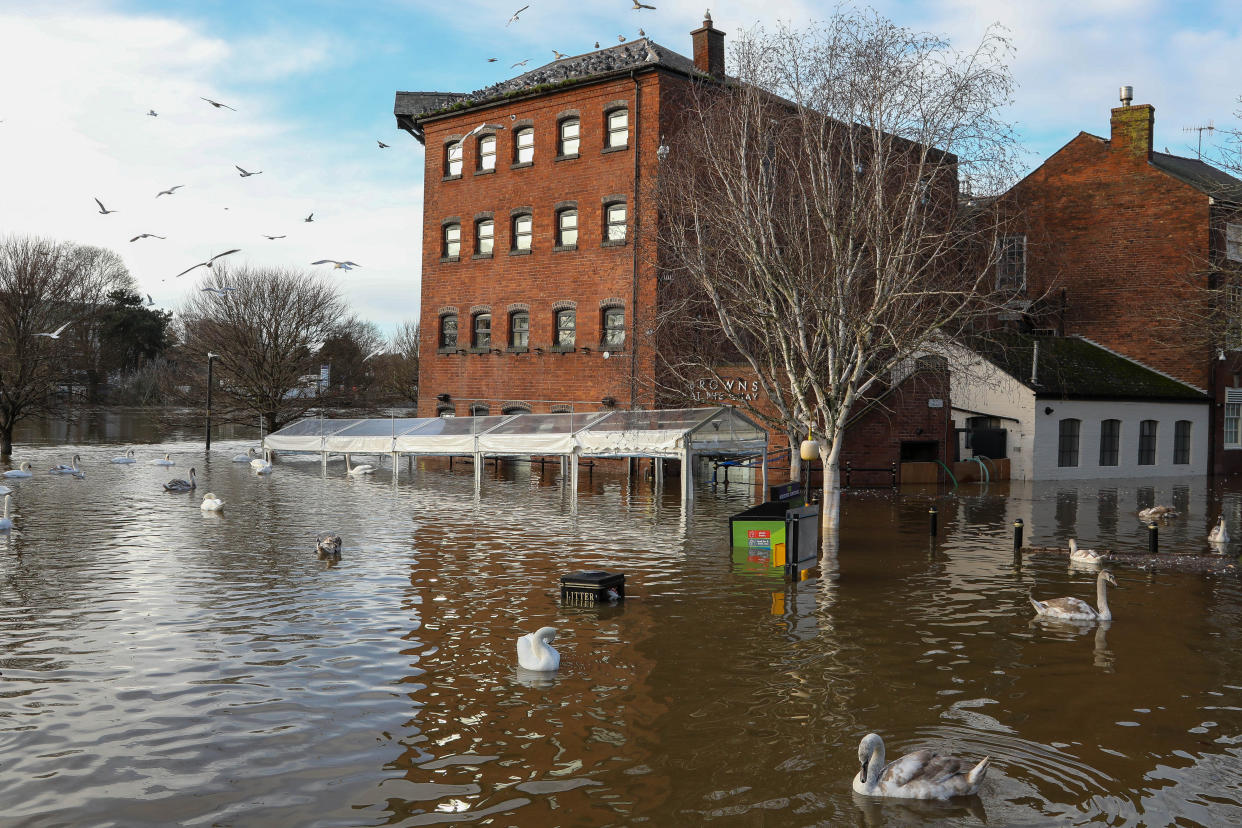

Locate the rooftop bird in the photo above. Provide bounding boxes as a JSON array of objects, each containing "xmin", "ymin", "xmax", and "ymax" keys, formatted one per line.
[
  {"xmin": 35, "ymin": 322, "xmax": 72, "ymax": 340},
  {"xmin": 130, "ymin": 233, "xmax": 166, "ymax": 242},
  {"xmin": 639, "ymin": 27, "xmax": 646, "ymax": 36},
  {"xmin": 595, "ymin": 41, "xmax": 600, "ymax": 48},
  {"xmin": 506, "ymin": 4, "xmax": 529, "ymax": 25},
  {"xmin": 263, "ymin": 234, "xmax": 286, "ymax": 240},
  {"xmin": 552, "ymin": 49, "xmax": 568, "ymax": 60},
  {"xmin": 512, "ymin": 59, "xmax": 530, "ymax": 68},
  {"xmin": 235, "ymin": 165, "xmax": 262, "ymax": 177},
  {"xmin": 618, "ymin": 34, "xmax": 626, "ymax": 42},
  {"xmin": 94, "ymin": 197, "xmax": 117, "ymax": 215},
  {"xmin": 174, "ymin": 249, "xmax": 241, "ymax": 278},
  {"xmin": 147, "ymin": 109, "xmax": 158, "ymax": 117},
  {"xmin": 156, "ymin": 185, "xmax": 184, "ymax": 197},
  {"xmin": 201, "ymin": 97, "xmax": 236, "ymax": 111},
  {"xmin": 311, "ymin": 259, "xmax": 360, "ymax": 270},
  {"xmin": 632, "ymin": 0, "xmax": 656, "ymax": 8},
  {"xmin": 304, "ymin": 213, "xmax": 314, "ymax": 222},
  {"xmin": 201, "ymin": 286, "xmax": 238, "ymax": 296},
  {"xmin": 378, "ymin": 140, "xmax": 390, "ymax": 148}
]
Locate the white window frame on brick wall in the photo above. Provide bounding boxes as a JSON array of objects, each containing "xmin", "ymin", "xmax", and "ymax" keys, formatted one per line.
[
  {"xmin": 1226, "ymin": 389, "xmax": 1242, "ymax": 449},
  {"xmin": 513, "ymin": 213, "xmax": 532, "ymax": 251},
  {"xmin": 606, "ymin": 109, "xmax": 629, "ymax": 149},
  {"xmin": 559, "ymin": 118, "xmax": 580, "ymax": 156},
  {"xmin": 446, "ymin": 141, "xmax": 463, "ymax": 176},
  {"xmin": 557, "ymin": 208, "xmax": 578, "ymax": 248},
  {"xmin": 476, "ymin": 219, "xmax": 494, "ymax": 256},
  {"xmin": 605, "ymin": 202, "xmax": 627, "ymax": 242},
  {"xmin": 443, "ymin": 223, "xmax": 461, "ymax": 258},
  {"xmin": 478, "ymin": 134, "xmax": 496, "ymax": 171},
  {"xmin": 996, "ymin": 235, "xmax": 1026, "ymax": 292},
  {"xmin": 509, "ymin": 310, "xmax": 529, "ymax": 348},
  {"xmin": 1228, "ymin": 223, "xmax": 1242, "ymax": 263},
  {"xmin": 515, "ymin": 127, "xmax": 534, "ymax": 164}
]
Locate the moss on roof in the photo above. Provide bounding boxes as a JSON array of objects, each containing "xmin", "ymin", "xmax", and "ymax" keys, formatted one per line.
[{"xmin": 967, "ymin": 334, "xmax": 1206, "ymax": 401}]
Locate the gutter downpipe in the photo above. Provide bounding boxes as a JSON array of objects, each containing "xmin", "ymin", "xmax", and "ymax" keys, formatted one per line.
[{"xmin": 630, "ymin": 70, "xmax": 641, "ymax": 413}]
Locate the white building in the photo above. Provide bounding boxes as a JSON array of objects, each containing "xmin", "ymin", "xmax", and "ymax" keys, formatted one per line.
[{"xmin": 949, "ymin": 335, "xmax": 1209, "ymax": 480}]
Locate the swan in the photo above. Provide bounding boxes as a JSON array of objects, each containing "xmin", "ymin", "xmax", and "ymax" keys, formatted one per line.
[
  {"xmin": 251, "ymin": 451, "xmax": 272, "ymax": 474},
  {"xmin": 516, "ymin": 626, "xmax": 560, "ymax": 671},
  {"xmin": 3, "ymin": 462, "xmax": 33, "ymax": 478},
  {"xmin": 110, "ymin": 449, "xmax": 136, "ymax": 464},
  {"xmin": 163, "ymin": 467, "xmax": 197, "ymax": 492},
  {"xmin": 1030, "ymin": 570, "xmax": 1117, "ymax": 622},
  {"xmin": 852, "ymin": 733, "xmax": 990, "ymax": 800},
  {"xmin": 345, "ymin": 454, "xmax": 376, "ymax": 476},
  {"xmin": 200, "ymin": 492, "xmax": 224, "ymax": 511},
  {"xmin": 316, "ymin": 533, "xmax": 342, "ymax": 559},
  {"xmin": 151, "ymin": 453, "xmax": 175, "ymax": 466},
  {"xmin": 232, "ymin": 447, "xmax": 257, "ymax": 463},
  {"xmin": 1067, "ymin": 539, "xmax": 1107, "ymax": 567},
  {"xmin": 48, "ymin": 454, "xmax": 81, "ymax": 474},
  {"xmin": 1209, "ymin": 516, "xmax": 1229, "ymax": 545},
  {"xmin": 0, "ymin": 485, "xmax": 10, "ymax": 496},
  {"xmin": 0, "ymin": 494, "xmax": 12, "ymax": 531},
  {"xmin": 1137, "ymin": 505, "xmax": 1177, "ymax": 522}
]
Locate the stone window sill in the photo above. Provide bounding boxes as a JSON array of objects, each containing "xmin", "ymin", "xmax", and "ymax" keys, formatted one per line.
[
  {"xmin": 601, "ymin": 144, "xmax": 629, "ymax": 155},
  {"xmin": 511, "ymin": 161, "xmax": 534, "ymax": 170},
  {"xmin": 506, "ymin": 346, "xmax": 529, "ymax": 354},
  {"xmin": 555, "ymin": 153, "xmax": 580, "ymax": 162},
  {"xmin": 552, "ymin": 244, "xmax": 578, "ymax": 253},
  {"xmin": 510, "ymin": 248, "xmax": 532, "ymax": 256},
  {"xmin": 468, "ymin": 347, "xmax": 492, "ymax": 354},
  {"xmin": 474, "ymin": 167, "xmax": 496, "ymax": 176},
  {"xmin": 550, "ymin": 344, "xmax": 576, "ymax": 354},
  {"xmin": 601, "ymin": 238, "xmax": 627, "ymax": 248},
  {"xmin": 442, "ymin": 173, "xmax": 462, "ymax": 182},
  {"xmin": 437, "ymin": 346, "xmax": 462, "ymax": 355},
  {"xmin": 440, "ymin": 256, "xmax": 460, "ymax": 264},
  {"xmin": 472, "ymin": 252, "xmax": 494, "ymax": 260}
]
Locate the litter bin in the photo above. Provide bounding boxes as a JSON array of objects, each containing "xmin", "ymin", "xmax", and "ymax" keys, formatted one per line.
[{"xmin": 729, "ymin": 483, "xmax": 819, "ymax": 574}]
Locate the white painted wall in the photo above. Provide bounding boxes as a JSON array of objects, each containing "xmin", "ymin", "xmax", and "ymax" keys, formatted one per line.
[
  {"xmin": 947, "ymin": 347, "xmax": 1037, "ymax": 480},
  {"xmin": 1032, "ymin": 399, "xmax": 1209, "ymax": 479}
]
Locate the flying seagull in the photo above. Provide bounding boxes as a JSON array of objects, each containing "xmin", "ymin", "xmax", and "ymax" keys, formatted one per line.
[
  {"xmin": 304, "ymin": 213, "xmax": 314, "ymax": 222},
  {"xmin": 147, "ymin": 109, "xmax": 158, "ymax": 117},
  {"xmin": 145, "ymin": 294, "xmax": 155, "ymax": 306},
  {"xmin": 488, "ymin": 57, "xmax": 498, "ymax": 62},
  {"xmin": 201, "ymin": 97, "xmax": 236, "ymax": 111},
  {"xmin": 311, "ymin": 259, "xmax": 360, "ymax": 271},
  {"xmin": 552, "ymin": 49, "xmax": 568, "ymax": 60},
  {"xmin": 235, "ymin": 165, "xmax": 262, "ymax": 177},
  {"xmin": 35, "ymin": 322, "xmax": 72, "ymax": 340},
  {"xmin": 263, "ymin": 234, "xmax": 286, "ymax": 240},
  {"xmin": 94, "ymin": 197, "xmax": 117, "ymax": 215},
  {"xmin": 201, "ymin": 286, "xmax": 238, "ymax": 296},
  {"xmin": 174, "ymin": 249, "xmax": 241, "ymax": 278},
  {"xmin": 378, "ymin": 140, "xmax": 390, "ymax": 148},
  {"xmin": 632, "ymin": 0, "xmax": 656, "ymax": 8},
  {"xmin": 156, "ymin": 185, "xmax": 184, "ymax": 197},
  {"xmin": 363, "ymin": 346, "xmax": 387, "ymax": 362},
  {"xmin": 130, "ymin": 233, "xmax": 166, "ymax": 242},
  {"xmin": 464, "ymin": 122, "xmax": 506, "ymax": 139},
  {"xmin": 506, "ymin": 4, "xmax": 529, "ymax": 25},
  {"xmin": 511, "ymin": 59, "xmax": 530, "ymax": 68}
]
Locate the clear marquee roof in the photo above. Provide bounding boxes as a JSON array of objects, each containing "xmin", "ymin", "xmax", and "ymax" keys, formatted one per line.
[{"xmin": 264, "ymin": 407, "xmax": 769, "ymax": 459}]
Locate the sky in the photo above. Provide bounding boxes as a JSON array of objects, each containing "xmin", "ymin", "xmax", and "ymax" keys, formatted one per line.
[{"xmin": 1, "ymin": 0, "xmax": 1239, "ymax": 335}]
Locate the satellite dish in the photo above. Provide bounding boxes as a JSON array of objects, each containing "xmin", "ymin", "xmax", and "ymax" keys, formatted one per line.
[{"xmin": 602, "ymin": 351, "xmax": 611, "ymax": 359}]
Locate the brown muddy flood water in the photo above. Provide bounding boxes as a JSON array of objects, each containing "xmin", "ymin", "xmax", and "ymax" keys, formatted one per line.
[{"xmin": 2, "ymin": 416, "xmax": 1242, "ymax": 826}]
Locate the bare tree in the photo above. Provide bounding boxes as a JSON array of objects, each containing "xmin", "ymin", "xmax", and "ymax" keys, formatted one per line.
[
  {"xmin": 653, "ymin": 12, "xmax": 1021, "ymax": 531},
  {"xmin": 377, "ymin": 319, "xmax": 420, "ymax": 406},
  {"xmin": 0, "ymin": 236, "xmax": 127, "ymax": 456},
  {"xmin": 177, "ymin": 264, "xmax": 348, "ymax": 434}
]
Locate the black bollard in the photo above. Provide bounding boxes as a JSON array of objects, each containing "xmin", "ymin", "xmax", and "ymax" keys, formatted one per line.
[
  {"xmin": 929, "ymin": 506, "xmax": 938, "ymax": 538},
  {"xmin": 1013, "ymin": 519, "xmax": 1024, "ymax": 555},
  {"xmin": 1148, "ymin": 522, "xmax": 1159, "ymax": 554}
]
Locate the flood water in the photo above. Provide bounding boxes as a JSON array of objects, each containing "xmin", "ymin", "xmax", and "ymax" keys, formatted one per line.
[{"xmin": 2, "ymin": 413, "xmax": 1242, "ymax": 826}]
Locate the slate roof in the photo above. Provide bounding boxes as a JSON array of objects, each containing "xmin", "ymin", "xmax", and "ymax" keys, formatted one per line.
[
  {"xmin": 1151, "ymin": 151, "xmax": 1242, "ymax": 202},
  {"xmin": 966, "ymin": 334, "xmax": 1207, "ymax": 402},
  {"xmin": 395, "ymin": 39, "xmax": 702, "ymax": 124}
]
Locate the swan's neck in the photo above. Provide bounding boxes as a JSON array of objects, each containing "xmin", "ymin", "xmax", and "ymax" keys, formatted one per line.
[
  {"xmin": 1096, "ymin": 577, "xmax": 1112, "ymax": 620},
  {"xmin": 2, "ymin": 496, "xmax": 8, "ymax": 519},
  {"xmin": 864, "ymin": 741, "xmax": 885, "ymax": 787}
]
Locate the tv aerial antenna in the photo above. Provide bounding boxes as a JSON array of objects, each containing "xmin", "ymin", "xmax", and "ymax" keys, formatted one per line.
[{"xmin": 1181, "ymin": 120, "xmax": 1215, "ymax": 159}]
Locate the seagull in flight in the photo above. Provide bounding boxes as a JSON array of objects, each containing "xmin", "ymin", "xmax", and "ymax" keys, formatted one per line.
[
  {"xmin": 552, "ymin": 49, "xmax": 568, "ymax": 60},
  {"xmin": 304, "ymin": 213, "xmax": 314, "ymax": 222},
  {"xmin": 145, "ymin": 294, "xmax": 156, "ymax": 306},
  {"xmin": 487, "ymin": 57, "xmax": 498, "ymax": 62},
  {"xmin": 311, "ymin": 259, "xmax": 360, "ymax": 271},
  {"xmin": 201, "ymin": 97, "xmax": 236, "ymax": 111},
  {"xmin": 156, "ymin": 185, "xmax": 184, "ymax": 197},
  {"xmin": 174, "ymin": 249, "xmax": 241, "ymax": 278},
  {"xmin": 363, "ymin": 346, "xmax": 387, "ymax": 362},
  {"xmin": 94, "ymin": 198, "xmax": 117, "ymax": 215},
  {"xmin": 506, "ymin": 4, "xmax": 529, "ymax": 25},
  {"xmin": 511, "ymin": 59, "xmax": 530, "ymax": 68},
  {"xmin": 464, "ymin": 122, "xmax": 506, "ymax": 139},
  {"xmin": 201, "ymin": 286, "xmax": 238, "ymax": 296},
  {"xmin": 632, "ymin": 0, "xmax": 656, "ymax": 8},
  {"xmin": 147, "ymin": 109, "xmax": 158, "ymax": 117},
  {"xmin": 378, "ymin": 140, "xmax": 390, "ymax": 148},
  {"xmin": 235, "ymin": 165, "xmax": 262, "ymax": 177},
  {"xmin": 130, "ymin": 233, "xmax": 166, "ymax": 242},
  {"xmin": 263, "ymin": 234, "xmax": 286, "ymax": 240},
  {"xmin": 35, "ymin": 322, "xmax": 72, "ymax": 340}
]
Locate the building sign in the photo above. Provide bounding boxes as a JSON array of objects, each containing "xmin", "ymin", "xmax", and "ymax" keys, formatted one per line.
[
  {"xmin": 691, "ymin": 376, "xmax": 761, "ymax": 402},
  {"xmin": 928, "ymin": 398, "xmax": 944, "ymax": 408},
  {"xmin": 319, "ymin": 364, "xmax": 330, "ymax": 389}
]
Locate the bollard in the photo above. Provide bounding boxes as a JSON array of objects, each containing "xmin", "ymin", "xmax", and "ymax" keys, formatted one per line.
[
  {"xmin": 928, "ymin": 506, "xmax": 938, "ymax": 538},
  {"xmin": 1013, "ymin": 519, "xmax": 1024, "ymax": 555},
  {"xmin": 1148, "ymin": 522, "xmax": 1159, "ymax": 554}
]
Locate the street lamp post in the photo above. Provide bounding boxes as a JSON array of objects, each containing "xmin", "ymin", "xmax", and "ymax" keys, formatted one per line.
[{"xmin": 206, "ymin": 352, "xmax": 218, "ymax": 450}]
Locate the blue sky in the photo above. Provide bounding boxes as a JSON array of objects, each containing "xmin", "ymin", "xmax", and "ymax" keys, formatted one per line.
[{"xmin": 1, "ymin": 0, "xmax": 1239, "ymax": 333}]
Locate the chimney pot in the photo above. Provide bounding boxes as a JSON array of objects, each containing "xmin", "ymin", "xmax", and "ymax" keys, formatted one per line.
[{"xmin": 691, "ymin": 12, "xmax": 725, "ymax": 77}]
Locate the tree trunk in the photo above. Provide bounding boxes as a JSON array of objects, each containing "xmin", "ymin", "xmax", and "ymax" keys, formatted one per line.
[
  {"xmin": 820, "ymin": 440, "xmax": 843, "ymax": 549},
  {"xmin": 787, "ymin": 433, "xmax": 802, "ymax": 484},
  {"xmin": 0, "ymin": 423, "xmax": 11, "ymax": 459}
]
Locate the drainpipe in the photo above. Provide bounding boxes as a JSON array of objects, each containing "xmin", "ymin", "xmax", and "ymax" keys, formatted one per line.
[
  {"xmin": 630, "ymin": 70, "xmax": 641, "ymax": 410},
  {"xmin": 1030, "ymin": 340, "xmax": 1039, "ymax": 385}
]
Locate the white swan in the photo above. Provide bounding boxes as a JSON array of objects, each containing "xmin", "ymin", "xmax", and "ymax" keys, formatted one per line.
[
  {"xmin": 251, "ymin": 451, "xmax": 272, "ymax": 474},
  {"xmin": 0, "ymin": 494, "xmax": 12, "ymax": 531},
  {"xmin": 151, "ymin": 453, "xmax": 175, "ymax": 466},
  {"xmin": 48, "ymin": 454, "xmax": 81, "ymax": 474},
  {"xmin": 316, "ymin": 533, "xmax": 342, "ymax": 559},
  {"xmin": 1067, "ymin": 539, "xmax": 1107, "ymax": 568},
  {"xmin": 1209, "ymin": 516, "xmax": 1229, "ymax": 545},
  {"xmin": 163, "ymin": 467, "xmax": 197, "ymax": 492},
  {"xmin": 517, "ymin": 626, "xmax": 560, "ymax": 671},
  {"xmin": 232, "ymin": 447, "xmax": 257, "ymax": 463},
  {"xmin": 1137, "ymin": 505, "xmax": 1177, "ymax": 522},
  {"xmin": 0, "ymin": 485, "xmax": 10, "ymax": 496},
  {"xmin": 110, "ymin": 449, "xmax": 137, "ymax": 464},
  {"xmin": 3, "ymin": 462, "xmax": 33, "ymax": 478},
  {"xmin": 200, "ymin": 492, "xmax": 224, "ymax": 511},
  {"xmin": 852, "ymin": 733, "xmax": 990, "ymax": 799},
  {"xmin": 1030, "ymin": 570, "xmax": 1117, "ymax": 622},
  {"xmin": 345, "ymin": 454, "xmax": 376, "ymax": 476}
]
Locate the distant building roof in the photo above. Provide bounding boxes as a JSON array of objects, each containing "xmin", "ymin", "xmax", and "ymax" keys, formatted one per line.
[
  {"xmin": 395, "ymin": 39, "xmax": 702, "ymax": 132},
  {"xmin": 966, "ymin": 334, "xmax": 1207, "ymax": 401},
  {"xmin": 1150, "ymin": 151, "xmax": 1242, "ymax": 202}
]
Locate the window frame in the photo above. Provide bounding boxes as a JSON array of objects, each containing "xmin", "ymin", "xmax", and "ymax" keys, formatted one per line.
[
  {"xmin": 513, "ymin": 127, "xmax": 534, "ymax": 165},
  {"xmin": 511, "ymin": 212, "xmax": 533, "ymax": 253},
  {"xmin": 445, "ymin": 140, "xmax": 463, "ymax": 177},
  {"xmin": 1138, "ymin": 419, "xmax": 1158, "ymax": 466},
  {"xmin": 442, "ymin": 222, "xmax": 461, "ymax": 260},
  {"xmin": 1227, "ymin": 389, "xmax": 1242, "ymax": 449},
  {"xmin": 1057, "ymin": 418, "xmax": 1080, "ymax": 468},
  {"xmin": 604, "ymin": 108, "xmax": 629, "ymax": 150},
  {"xmin": 1099, "ymin": 419, "xmax": 1120, "ymax": 466},
  {"xmin": 438, "ymin": 313, "xmax": 459, "ymax": 350},
  {"xmin": 1174, "ymin": 419, "xmax": 1192, "ymax": 465},
  {"xmin": 477, "ymin": 133, "xmax": 497, "ymax": 172},
  {"xmin": 475, "ymin": 218, "xmax": 494, "ymax": 257},
  {"xmin": 604, "ymin": 201, "xmax": 627, "ymax": 244},
  {"xmin": 996, "ymin": 234, "xmax": 1026, "ymax": 293},
  {"xmin": 1227, "ymin": 222, "xmax": 1242, "ymax": 263},
  {"xmin": 601, "ymin": 306, "xmax": 625, "ymax": 350},
  {"xmin": 472, "ymin": 312, "xmax": 492, "ymax": 349},
  {"xmin": 509, "ymin": 310, "xmax": 530, "ymax": 350},
  {"xmin": 555, "ymin": 207, "xmax": 578, "ymax": 249},
  {"xmin": 555, "ymin": 308, "xmax": 576, "ymax": 349},
  {"xmin": 558, "ymin": 117, "xmax": 580, "ymax": 158}
]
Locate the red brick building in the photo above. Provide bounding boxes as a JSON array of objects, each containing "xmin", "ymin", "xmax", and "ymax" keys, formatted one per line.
[{"xmin": 1003, "ymin": 91, "xmax": 1242, "ymax": 473}]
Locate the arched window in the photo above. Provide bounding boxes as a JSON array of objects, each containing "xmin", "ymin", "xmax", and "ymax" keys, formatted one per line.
[
  {"xmin": 477, "ymin": 134, "xmax": 496, "ymax": 171},
  {"xmin": 556, "ymin": 207, "xmax": 578, "ymax": 248},
  {"xmin": 472, "ymin": 312, "xmax": 491, "ymax": 348},
  {"xmin": 512, "ymin": 212, "xmax": 533, "ymax": 251},
  {"xmin": 514, "ymin": 127, "xmax": 534, "ymax": 164},
  {"xmin": 442, "ymin": 222, "xmax": 461, "ymax": 259},
  {"xmin": 439, "ymin": 313, "xmax": 458, "ymax": 348},
  {"xmin": 1174, "ymin": 420, "xmax": 1192, "ymax": 465},
  {"xmin": 445, "ymin": 140, "xmax": 462, "ymax": 176},
  {"xmin": 470, "ymin": 403, "xmax": 490, "ymax": 416},
  {"xmin": 558, "ymin": 118, "xmax": 580, "ymax": 156},
  {"xmin": 502, "ymin": 405, "xmax": 530, "ymax": 415},
  {"xmin": 509, "ymin": 310, "xmax": 529, "ymax": 348},
  {"xmin": 605, "ymin": 108, "xmax": 628, "ymax": 149},
  {"xmin": 1138, "ymin": 419, "xmax": 1158, "ymax": 465},
  {"xmin": 1057, "ymin": 418, "xmax": 1080, "ymax": 468},
  {"xmin": 475, "ymin": 218, "xmax": 494, "ymax": 256},
  {"xmin": 437, "ymin": 404, "xmax": 455, "ymax": 418},
  {"xmin": 1099, "ymin": 419, "xmax": 1120, "ymax": 466},
  {"xmin": 555, "ymin": 308, "xmax": 576, "ymax": 348},
  {"xmin": 601, "ymin": 307, "xmax": 625, "ymax": 349}
]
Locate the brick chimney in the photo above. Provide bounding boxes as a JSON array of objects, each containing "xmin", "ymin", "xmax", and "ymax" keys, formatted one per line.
[
  {"xmin": 1110, "ymin": 90, "xmax": 1154, "ymax": 160},
  {"xmin": 691, "ymin": 10, "xmax": 725, "ymax": 77}
]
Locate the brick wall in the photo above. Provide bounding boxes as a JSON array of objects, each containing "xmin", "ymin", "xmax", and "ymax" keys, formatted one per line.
[{"xmin": 838, "ymin": 368, "xmax": 953, "ymax": 484}]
